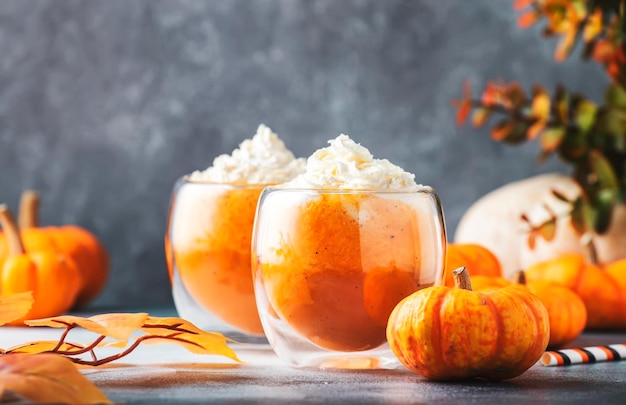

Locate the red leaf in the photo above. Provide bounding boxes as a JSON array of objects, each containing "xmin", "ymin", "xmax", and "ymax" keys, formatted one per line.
[
  {"xmin": 456, "ymin": 101, "xmax": 472, "ymax": 125},
  {"xmin": 518, "ymin": 11, "xmax": 540, "ymax": 29},
  {"xmin": 491, "ymin": 120, "xmax": 515, "ymax": 141},
  {"xmin": 527, "ymin": 121, "xmax": 546, "ymax": 140},
  {"xmin": 513, "ymin": 0, "xmax": 534, "ymax": 10}
]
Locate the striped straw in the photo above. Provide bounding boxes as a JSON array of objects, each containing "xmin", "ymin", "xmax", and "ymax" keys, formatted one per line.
[{"xmin": 541, "ymin": 344, "xmax": 626, "ymax": 366}]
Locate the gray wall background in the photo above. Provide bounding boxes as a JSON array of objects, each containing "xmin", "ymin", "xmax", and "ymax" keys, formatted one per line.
[{"xmin": 0, "ymin": 0, "xmax": 608, "ymax": 309}]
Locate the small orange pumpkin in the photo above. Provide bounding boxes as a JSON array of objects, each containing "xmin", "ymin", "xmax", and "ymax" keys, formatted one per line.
[
  {"xmin": 12, "ymin": 190, "xmax": 109, "ymax": 308},
  {"xmin": 443, "ymin": 243, "xmax": 502, "ymax": 287},
  {"xmin": 0, "ymin": 205, "xmax": 81, "ymax": 323},
  {"xmin": 525, "ymin": 253, "xmax": 626, "ymax": 329},
  {"xmin": 387, "ymin": 267, "xmax": 549, "ymax": 381}
]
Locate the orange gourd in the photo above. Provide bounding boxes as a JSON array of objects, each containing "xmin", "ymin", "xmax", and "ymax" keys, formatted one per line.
[
  {"xmin": 0, "ymin": 205, "xmax": 81, "ymax": 324},
  {"xmin": 444, "ymin": 243, "xmax": 502, "ymax": 287},
  {"xmin": 514, "ymin": 271, "xmax": 586, "ymax": 348},
  {"xmin": 470, "ymin": 274, "xmax": 511, "ymax": 290},
  {"xmin": 11, "ymin": 190, "xmax": 109, "ymax": 307},
  {"xmin": 525, "ymin": 253, "xmax": 626, "ymax": 329},
  {"xmin": 386, "ymin": 267, "xmax": 549, "ymax": 381}
]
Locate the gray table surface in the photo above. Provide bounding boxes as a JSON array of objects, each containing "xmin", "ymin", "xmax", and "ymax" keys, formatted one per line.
[{"xmin": 2, "ymin": 307, "xmax": 625, "ymax": 404}]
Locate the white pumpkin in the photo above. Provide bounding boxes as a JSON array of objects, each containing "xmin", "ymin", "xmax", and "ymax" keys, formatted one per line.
[{"xmin": 454, "ymin": 173, "xmax": 626, "ymax": 278}]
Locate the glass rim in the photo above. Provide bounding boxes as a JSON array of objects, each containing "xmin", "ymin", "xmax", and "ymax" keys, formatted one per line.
[
  {"xmin": 260, "ymin": 185, "xmax": 436, "ymax": 195},
  {"xmin": 178, "ymin": 175, "xmax": 276, "ymax": 188}
]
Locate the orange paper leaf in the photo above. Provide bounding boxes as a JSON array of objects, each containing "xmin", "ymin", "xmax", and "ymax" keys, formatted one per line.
[
  {"xmin": 141, "ymin": 316, "xmax": 240, "ymax": 361},
  {"xmin": 0, "ymin": 292, "xmax": 33, "ymax": 326},
  {"xmin": 26, "ymin": 313, "xmax": 149, "ymax": 341},
  {"xmin": 0, "ymin": 353, "xmax": 111, "ymax": 404},
  {"xmin": 16, "ymin": 313, "xmax": 241, "ymax": 367}
]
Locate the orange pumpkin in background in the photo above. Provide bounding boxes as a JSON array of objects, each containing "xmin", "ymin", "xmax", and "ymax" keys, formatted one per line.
[
  {"xmin": 387, "ymin": 267, "xmax": 549, "ymax": 381},
  {"xmin": 0, "ymin": 190, "xmax": 109, "ymax": 309},
  {"xmin": 0, "ymin": 205, "xmax": 81, "ymax": 323},
  {"xmin": 443, "ymin": 243, "xmax": 502, "ymax": 287},
  {"xmin": 470, "ymin": 274, "xmax": 511, "ymax": 291},
  {"xmin": 513, "ymin": 271, "xmax": 587, "ymax": 348},
  {"xmin": 525, "ymin": 253, "xmax": 626, "ymax": 330}
]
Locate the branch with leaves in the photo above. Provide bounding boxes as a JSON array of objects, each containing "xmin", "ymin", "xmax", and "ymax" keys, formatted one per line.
[
  {"xmin": 454, "ymin": 0, "xmax": 626, "ymax": 241},
  {"xmin": 0, "ymin": 293, "xmax": 240, "ymax": 404},
  {"xmin": 5, "ymin": 313, "xmax": 240, "ymax": 366}
]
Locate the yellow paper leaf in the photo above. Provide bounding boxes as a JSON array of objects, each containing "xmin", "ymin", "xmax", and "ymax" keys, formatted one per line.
[
  {"xmin": 141, "ymin": 316, "xmax": 240, "ymax": 362},
  {"xmin": 7, "ymin": 341, "xmax": 82, "ymax": 354},
  {"xmin": 0, "ymin": 353, "xmax": 111, "ymax": 404},
  {"xmin": 0, "ymin": 292, "xmax": 34, "ymax": 326},
  {"xmin": 26, "ymin": 313, "xmax": 149, "ymax": 341}
]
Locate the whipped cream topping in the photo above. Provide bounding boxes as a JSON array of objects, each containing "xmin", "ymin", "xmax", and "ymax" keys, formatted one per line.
[
  {"xmin": 189, "ymin": 124, "xmax": 305, "ymax": 184},
  {"xmin": 282, "ymin": 134, "xmax": 420, "ymax": 190}
]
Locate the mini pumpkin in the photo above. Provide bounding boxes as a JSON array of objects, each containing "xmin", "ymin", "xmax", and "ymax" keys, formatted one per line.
[
  {"xmin": 443, "ymin": 243, "xmax": 502, "ymax": 287},
  {"xmin": 0, "ymin": 205, "xmax": 81, "ymax": 324},
  {"xmin": 525, "ymin": 253, "xmax": 626, "ymax": 329},
  {"xmin": 15, "ymin": 190, "xmax": 109, "ymax": 307},
  {"xmin": 386, "ymin": 267, "xmax": 549, "ymax": 381}
]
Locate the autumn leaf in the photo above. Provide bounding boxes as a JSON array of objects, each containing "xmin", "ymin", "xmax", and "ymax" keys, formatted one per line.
[
  {"xmin": 0, "ymin": 353, "xmax": 111, "ymax": 404},
  {"xmin": 0, "ymin": 292, "xmax": 33, "ymax": 326},
  {"xmin": 14, "ymin": 313, "xmax": 241, "ymax": 366},
  {"xmin": 7, "ymin": 341, "xmax": 84, "ymax": 355},
  {"xmin": 27, "ymin": 312, "xmax": 149, "ymax": 341},
  {"xmin": 141, "ymin": 316, "xmax": 240, "ymax": 360}
]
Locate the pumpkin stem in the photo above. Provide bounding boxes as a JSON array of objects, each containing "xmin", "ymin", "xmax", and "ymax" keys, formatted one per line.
[
  {"xmin": 452, "ymin": 267, "xmax": 472, "ymax": 291},
  {"xmin": 0, "ymin": 204, "xmax": 26, "ymax": 255},
  {"xmin": 18, "ymin": 189, "xmax": 40, "ymax": 229},
  {"xmin": 580, "ymin": 232, "xmax": 600, "ymax": 265},
  {"xmin": 513, "ymin": 270, "xmax": 527, "ymax": 285}
]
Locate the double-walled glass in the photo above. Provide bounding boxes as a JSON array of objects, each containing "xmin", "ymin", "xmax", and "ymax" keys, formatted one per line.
[
  {"xmin": 165, "ymin": 176, "xmax": 268, "ymax": 340},
  {"xmin": 251, "ymin": 187, "xmax": 447, "ymax": 369}
]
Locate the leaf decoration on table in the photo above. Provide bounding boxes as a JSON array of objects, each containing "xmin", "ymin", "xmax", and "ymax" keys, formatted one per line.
[
  {"xmin": 0, "ymin": 353, "xmax": 111, "ymax": 404},
  {"xmin": 3, "ymin": 313, "xmax": 241, "ymax": 366},
  {"xmin": 0, "ymin": 292, "xmax": 33, "ymax": 326}
]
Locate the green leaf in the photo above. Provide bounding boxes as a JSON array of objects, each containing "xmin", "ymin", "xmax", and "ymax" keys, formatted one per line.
[
  {"xmin": 592, "ymin": 188, "xmax": 615, "ymax": 234},
  {"xmin": 574, "ymin": 99, "xmax": 598, "ymax": 134},
  {"xmin": 570, "ymin": 197, "xmax": 593, "ymax": 235},
  {"xmin": 590, "ymin": 151, "xmax": 619, "ymax": 189},
  {"xmin": 558, "ymin": 128, "xmax": 587, "ymax": 162},
  {"xmin": 605, "ymin": 83, "xmax": 626, "ymax": 109},
  {"xmin": 554, "ymin": 85, "xmax": 570, "ymax": 124}
]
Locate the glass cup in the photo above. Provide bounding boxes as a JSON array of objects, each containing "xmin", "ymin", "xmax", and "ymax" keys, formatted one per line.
[
  {"xmin": 165, "ymin": 176, "xmax": 268, "ymax": 342},
  {"xmin": 251, "ymin": 187, "xmax": 447, "ymax": 369}
]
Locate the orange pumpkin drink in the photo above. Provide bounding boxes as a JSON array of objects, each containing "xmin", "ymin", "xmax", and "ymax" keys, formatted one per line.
[
  {"xmin": 166, "ymin": 125, "xmax": 305, "ymax": 335},
  {"xmin": 252, "ymin": 135, "xmax": 447, "ymax": 368}
]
